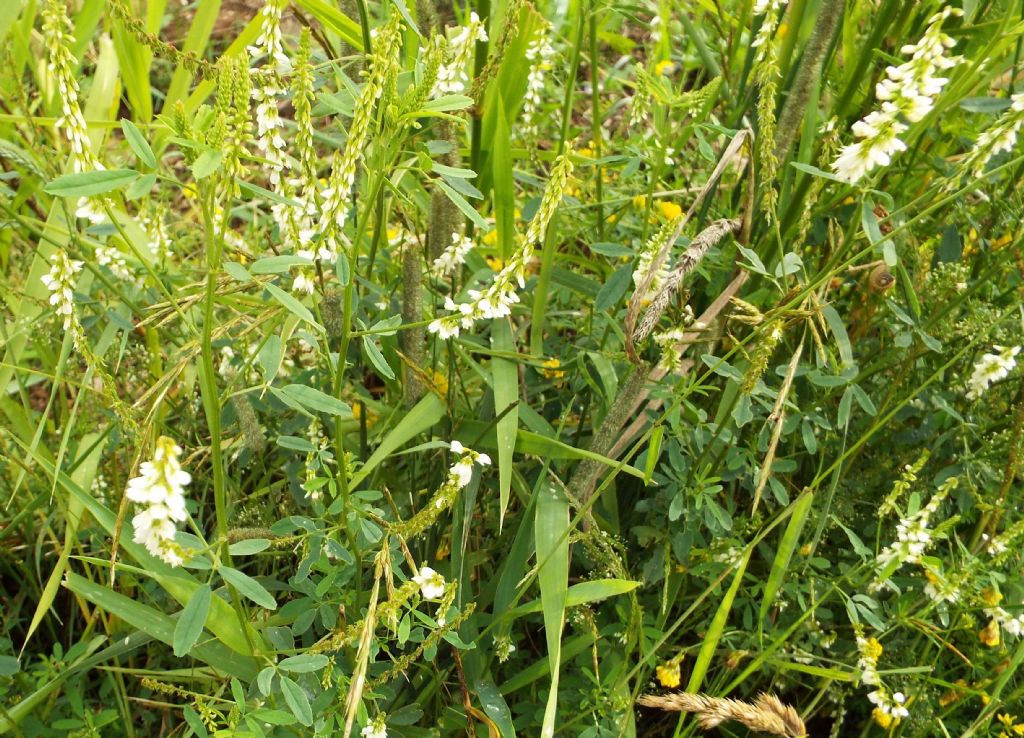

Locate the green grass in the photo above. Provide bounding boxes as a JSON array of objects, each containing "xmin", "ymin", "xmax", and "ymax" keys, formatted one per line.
[{"xmin": 2, "ymin": 1, "xmax": 1024, "ymax": 737}]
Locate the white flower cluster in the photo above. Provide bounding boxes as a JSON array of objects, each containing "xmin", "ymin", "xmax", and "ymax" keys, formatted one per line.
[
  {"xmin": 876, "ymin": 485, "xmax": 949, "ymax": 574},
  {"xmin": 41, "ymin": 251, "xmax": 83, "ymax": 330},
  {"xmin": 521, "ymin": 30, "xmax": 555, "ymax": 141},
  {"xmin": 43, "ymin": 0, "xmax": 101, "ymax": 173},
  {"xmin": 751, "ymin": 0, "xmax": 785, "ymax": 49},
  {"xmin": 922, "ymin": 569, "xmax": 961, "ymax": 604},
  {"xmin": 433, "ymin": 232, "xmax": 475, "ymax": 275},
  {"xmin": 95, "ymin": 244, "xmax": 132, "ymax": 281},
  {"xmin": 868, "ymin": 689, "xmax": 909, "ymax": 720},
  {"xmin": 412, "ymin": 566, "xmax": 447, "ymax": 599},
  {"xmin": 360, "ymin": 715, "xmax": 388, "ymax": 738},
  {"xmin": 434, "ymin": 12, "xmax": 488, "ymax": 96},
  {"xmin": 448, "ymin": 440, "xmax": 491, "ymax": 489},
  {"xmin": 247, "ymin": 0, "xmax": 289, "ymax": 72},
  {"xmin": 317, "ymin": 17, "xmax": 402, "ymax": 262},
  {"xmin": 986, "ymin": 605, "xmax": 1024, "ymax": 638},
  {"xmin": 632, "ymin": 219, "xmax": 680, "ymax": 306},
  {"xmin": 832, "ymin": 7, "xmax": 960, "ymax": 183},
  {"xmin": 126, "ymin": 436, "xmax": 191, "ymax": 566},
  {"xmin": 962, "ymin": 94, "xmax": 1024, "ymax": 177},
  {"xmin": 966, "ymin": 344, "xmax": 1019, "ymax": 400},
  {"xmin": 752, "ymin": 0, "xmax": 783, "ymax": 14},
  {"xmin": 141, "ymin": 207, "xmax": 173, "ymax": 262},
  {"xmin": 429, "ymin": 152, "xmax": 574, "ymax": 339},
  {"xmin": 855, "ymin": 635, "xmax": 881, "ymax": 686},
  {"xmin": 249, "ymin": 0, "xmax": 288, "ymax": 188}
]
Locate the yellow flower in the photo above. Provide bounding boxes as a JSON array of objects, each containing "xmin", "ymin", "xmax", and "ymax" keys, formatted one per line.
[
  {"xmin": 777, "ymin": 22, "xmax": 789, "ymax": 38},
  {"xmin": 351, "ymin": 401, "xmax": 379, "ymax": 428},
  {"xmin": 654, "ymin": 59, "xmax": 675, "ymax": 76},
  {"xmin": 606, "ymin": 213, "xmax": 619, "ymax": 224},
  {"xmin": 980, "ymin": 619, "xmax": 1001, "ymax": 647},
  {"xmin": 999, "ymin": 714, "xmax": 1018, "ymax": 728},
  {"xmin": 872, "ymin": 709, "xmax": 893, "ymax": 729},
  {"xmin": 182, "ymin": 183, "xmax": 198, "ymax": 199},
  {"xmin": 993, "ymin": 233, "xmax": 1013, "ymax": 249},
  {"xmin": 842, "ymin": 195, "xmax": 856, "ymax": 205},
  {"xmin": 863, "ymin": 637, "xmax": 883, "ymax": 661},
  {"xmin": 432, "ymin": 370, "xmax": 449, "ymax": 396},
  {"xmin": 939, "ymin": 679, "xmax": 966, "ymax": 707},
  {"xmin": 483, "ymin": 229, "xmax": 498, "ymax": 246},
  {"xmin": 798, "ymin": 543, "xmax": 813, "ymax": 556},
  {"xmin": 486, "ymin": 255, "xmax": 504, "ymax": 272},
  {"xmin": 632, "ymin": 194, "xmax": 648, "ymax": 209},
  {"xmin": 541, "ymin": 357, "xmax": 565, "ymax": 380},
  {"xmin": 577, "ymin": 146, "xmax": 594, "ymax": 158},
  {"xmin": 655, "ymin": 662, "xmax": 681, "ymax": 688},
  {"xmin": 982, "ymin": 587, "xmax": 1003, "ymax": 606},
  {"xmin": 657, "ymin": 201, "xmax": 682, "ymax": 219}
]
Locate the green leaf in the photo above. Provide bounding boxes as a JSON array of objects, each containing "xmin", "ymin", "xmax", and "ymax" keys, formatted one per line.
[
  {"xmin": 120, "ymin": 119, "xmax": 156, "ymax": 168},
  {"xmin": 278, "ymin": 654, "xmax": 329, "ymax": 673},
  {"xmin": 292, "ymin": 0, "xmax": 363, "ymax": 50},
  {"xmin": 504, "ymin": 579, "xmax": 640, "ymax": 618},
  {"xmin": 535, "ymin": 483, "xmax": 569, "ymax": 738},
  {"xmin": 223, "ymin": 262, "xmax": 251, "ymax": 282},
  {"xmin": 220, "ymin": 567, "xmax": 277, "ymax": 610},
  {"xmin": 491, "ymin": 320, "xmax": 518, "ymax": 530},
  {"xmin": 228, "ymin": 539, "xmax": 271, "ymax": 556},
  {"xmin": 821, "ymin": 303, "xmax": 854, "ymax": 368},
  {"xmin": 789, "ymin": 161, "xmax": 846, "ymax": 183},
  {"xmin": 278, "ymin": 675, "xmax": 313, "ymax": 726},
  {"xmin": 264, "ymin": 282, "xmax": 323, "ymax": 332},
  {"xmin": 192, "ymin": 150, "xmax": 222, "ymax": 179},
  {"xmin": 475, "ymin": 678, "xmax": 516, "ymax": 738},
  {"xmin": 336, "ymin": 251, "xmax": 351, "ymax": 285},
  {"xmin": 173, "ymin": 583, "xmax": 211, "ymax": 657},
  {"xmin": 436, "ymin": 179, "xmax": 490, "ymax": 231},
  {"xmin": 251, "ymin": 255, "xmax": 312, "ymax": 274},
  {"xmin": 350, "ymin": 393, "xmax": 445, "ymax": 487},
  {"xmin": 686, "ymin": 549, "xmax": 750, "ymax": 692},
  {"xmin": 363, "ymin": 337, "xmax": 395, "ymax": 380},
  {"xmin": 422, "ymin": 94, "xmax": 474, "ymax": 112},
  {"xmin": 759, "ymin": 492, "xmax": 813, "ymax": 624},
  {"xmin": 43, "ymin": 169, "xmax": 139, "ymax": 197},
  {"xmin": 595, "ymin": 265, "xmax": 633, "ymax": 312},
  {"xmin": 279, "ymin": 384, "xmax": 352, "ymax": 417},
  {"xmin": 125, "ymin": 172, "xmax": 157, "ymax": 199},
  {"xmin": 64, "ymin": 573, "xmax": 257, "ymax": 679}
]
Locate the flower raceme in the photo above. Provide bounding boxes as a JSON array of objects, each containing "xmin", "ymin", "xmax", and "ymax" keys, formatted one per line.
[
  {"xmin": 832, "ymin": 7, "xmax": 960, "ymax": 183},
  {"xmin": 429, "ymin": 152, "xmax": 574, "ymax": 339},
  {"xmin": 966, "ymin": 345, "xmax": 1020, "ymax": 400},
  {"xmin": 41, "ymin": 251, "xmax": 83, "ymax": 331},
  {"xmin": 433, "ymin": 12, "xmax": 488, "ymax": 97},
  {"xmin": 126, "ymin": 437, "xmax": 192, "ymax": 566}
]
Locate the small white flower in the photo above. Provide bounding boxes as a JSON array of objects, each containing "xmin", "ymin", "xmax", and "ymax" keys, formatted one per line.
[
  {"xmin": 450, "ymin": 440, "xmax": 465, "ymax": 454},
  {"xmin": 126, "ymin": 436, "xmax": 191, "ymax": 566},
  {"xmin": 413, "ymin": 566, "xmax": 446, "ymax": 599},
  {"xmin": 292, "ymin": 271, "xmax": 316, "ymax": 295},
  {"xmin": 433, "ymin": 232, "xmax": 475, "ymax": 275},
  {"xmin": 40, "ymin": 251, "xmax": 83, "ymax": 330},
  {"xmin": 832, "ymin": 8, "xmax": 960, "ymax": 182},
  {"xmin": 967, "ymin": 345, "xmax": 1019, "ymax": 400},
  {"xmin": 360, "ymin": 716, "xmax": 387, "ymax": 738}
]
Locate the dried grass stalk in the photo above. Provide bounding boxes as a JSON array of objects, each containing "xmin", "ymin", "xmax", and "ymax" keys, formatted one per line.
[
  {"xmin": 631, "ymin": 217, "xmax": 742, "ymax": 346},
  {"xmin": 637, "ymin": 691, "xmax": 806, "ymax": 738}
]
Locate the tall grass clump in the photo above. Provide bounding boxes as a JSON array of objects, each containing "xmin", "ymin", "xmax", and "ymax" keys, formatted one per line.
[{"xmin": 1, "ymin": 1, "xmax": 1023, "ymax": 737}]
